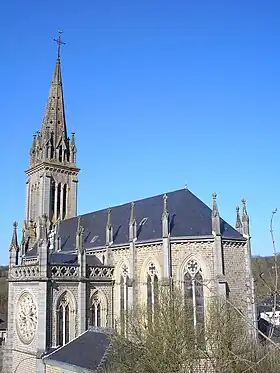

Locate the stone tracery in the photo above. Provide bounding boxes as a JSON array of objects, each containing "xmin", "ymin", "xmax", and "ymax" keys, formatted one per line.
[{"xmin": 16, "ymin": 292, "xmax": 38, "ymax": 344}]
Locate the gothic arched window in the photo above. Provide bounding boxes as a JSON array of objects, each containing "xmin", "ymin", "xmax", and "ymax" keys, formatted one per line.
[
  {"xmin": 120, "ymin": 264, "xmax": 129, "ymax": 334},
  {"xmin": 89, "ymin": 291, "xmax": 107, "ymax": 328},
  {"xmin": 90, "ymin": 293, "xmax": 101, "ymax": 327},
  {"xmin": 147, "ymin": 263, "xmax": 159, "ymax": 325},
  {"xmin": 57, "ymin": 293, "xmax": 74, "ymax": 346},
  {"xmin": 184, "ymin": 260, "xmax": 204, "ymax": 332}
]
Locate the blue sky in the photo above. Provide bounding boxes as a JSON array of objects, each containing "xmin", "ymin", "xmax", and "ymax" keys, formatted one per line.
[{"xmin": 0, "ymin": 0, "xmax": 279, "ymax": 264}]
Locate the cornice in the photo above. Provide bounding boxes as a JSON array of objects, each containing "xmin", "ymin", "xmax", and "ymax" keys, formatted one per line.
[{"xmin": 25, "ymin": 161, "xmax": 80, "ymax": 177}]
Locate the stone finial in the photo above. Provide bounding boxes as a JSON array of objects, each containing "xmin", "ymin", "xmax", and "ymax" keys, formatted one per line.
[
  {"xmin": 130, "ymin": 202, "xmax": 136, "ymax": 225},
  {"xmin": 212, "ymin": 192, "xmax": 219, "ymax": 217},
  {"xmin": 162, "ymin": 194, "xmax": 168, "ymax": 219},
  {"xmin": 129, "ymin": 202, "xmax": 137, "ymax": 242},
  {"xmin": 241, "ymin": 198, "xmax": 250, "ymax": 236},
  {"xmin": 235, "ymin": 206, "xmax": 242, "ymax": 232},
  {"xmin": 241, "ymin": 198, "xmax": 249, "ymax": 222},
  {"xmin": 106, "ymin": 208, "xmax": 112, "ymax": 228},
  {"xmin": 76, "ymin": 216, "xmax": 84, "ymax": 236},
  {"xmin": 106, "ymin": 209, "xmax": 113, "ymax": 246},
  {"xmin": 71, "ymin": 132, "xmax": 75, "ymax": 144},
  {"xmin": 162, "ymin": 194, "xmax": 169, "ymax": 238},
  {"xmin": 76, "ymin": 216, "xmax": 85, "ymax": 252},
  {"xmin": 211, "ymin": 192, "xmax": 220, "ymax": 235}
]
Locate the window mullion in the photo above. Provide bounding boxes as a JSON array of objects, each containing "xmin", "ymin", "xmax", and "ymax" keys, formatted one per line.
[
  {"xmin": 63, "ymin": 306, "xmax": 66, "ymax": 345},
  {"xmin": 192, "ymin": 278, "xmax": 197, "ymax": 328},
  {"xmin": 95, "ymin": 303, "xmax": 98, "ymax": 327}
]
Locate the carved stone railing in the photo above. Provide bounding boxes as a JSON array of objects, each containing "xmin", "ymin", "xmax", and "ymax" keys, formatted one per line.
[
  {"xmin": 87, "ymin": 266, "xmax": 114, "ymax": 280},
  {"xmin": 10, "ymin": 265, "xmax": 40, "ymax": 280},
  {"xmin": 9, "ymin": 264, "xmax": 114, "ymax": 281},
  {"xmin": 50, "ymin": 265, "xmax": 79, "ymax": 278}
]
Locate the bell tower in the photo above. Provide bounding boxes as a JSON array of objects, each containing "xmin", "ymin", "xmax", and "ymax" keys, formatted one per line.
[{"xmin": 25, "ymin": 32, "xmax": 79, "ymax": 229}]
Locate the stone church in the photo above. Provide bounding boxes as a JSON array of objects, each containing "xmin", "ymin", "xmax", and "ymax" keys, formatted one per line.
[{"xmin": 4, "ymin": 44, "xmax": 256, "ymax": 372}]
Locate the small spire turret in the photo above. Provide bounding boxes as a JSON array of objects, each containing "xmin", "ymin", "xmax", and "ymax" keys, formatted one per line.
[
  {"xmin": 9, "ymin": 222, "xmax": 19, "ymax": 267},
  {"xmin": 235, "ymin": 206, "xmax": 242, "ymax": 233},
  {"xmin": 10, "ymin": 222, "xmax": 19, "ymax": 251}
]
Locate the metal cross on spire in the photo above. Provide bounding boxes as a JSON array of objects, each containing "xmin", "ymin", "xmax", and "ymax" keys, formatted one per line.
[{"xmin": 53, "ymin": 30, "xmax": 65, "ymax": 60}]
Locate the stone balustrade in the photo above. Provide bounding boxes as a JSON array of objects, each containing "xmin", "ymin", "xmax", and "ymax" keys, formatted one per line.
[
  {"xmin": 10, "ymin": 265, "xmax": 40, "ymax": 280},
  {"xmin": 50, "ymin": 265, "xmax": 79, "ymax": 278},
  {"xmin": 9, "ymin": 264, "xmax": 114, "ymax": 281}
]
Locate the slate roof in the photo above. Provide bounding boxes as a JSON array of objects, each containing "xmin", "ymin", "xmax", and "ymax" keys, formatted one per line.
[
  {"xmin": 58, "ymin": 188, "xmax": 243, "ymax": 252},
  {"xmin": 43, "ymin": 328, "xmax": 111, "ymax": 372},
  {"xmin": 25, "ymin": 188, "xmax": 243, "ymax": 259}
]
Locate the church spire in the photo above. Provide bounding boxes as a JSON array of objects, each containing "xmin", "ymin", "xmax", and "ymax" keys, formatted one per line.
[
  {"xmin": 24, "ymin": 33, "xmax": 80, "ymax": 231},
  {"xmin": 29, "ymin": 31, "xmax": 72, "ymax": 167},
  {"xmin": 41, "ymin": 36, "xmax": 67, "ymax": 144}
]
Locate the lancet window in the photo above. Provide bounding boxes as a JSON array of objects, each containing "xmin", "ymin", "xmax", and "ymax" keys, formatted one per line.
[
  {"xmin": 184, "ymin": 259, "xmax": 204, "ymax": 331},
  {"xmin": 147, "ymin": 262, "xmax": 159, "ymax": 324},
  {"xmin": 57, "ymin": 292, "xmax": 74, "ymax": 346},
  {"xmin": 90, "ymin": 292, "xmax": 101, "ymax": 327},
  {"xmin": 89, "ymin": 291, "xmax": 107, "ymax": 328}
]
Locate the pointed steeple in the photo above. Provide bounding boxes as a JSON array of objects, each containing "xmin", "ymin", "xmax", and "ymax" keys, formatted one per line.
[
  {"xmin": 235, "ymin": 206, "xmax": 242, "ymax": 232},
  {"xmin": 24, "ymin": 33, "xmax": 80, "ymax": 247},
  {"xmin": 41, "ymin": 57, "xmax": 67, "ymax": 142},
  {"xmin": 29, "ymin": 32, "xmax": 75, "ymax": 167}
]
